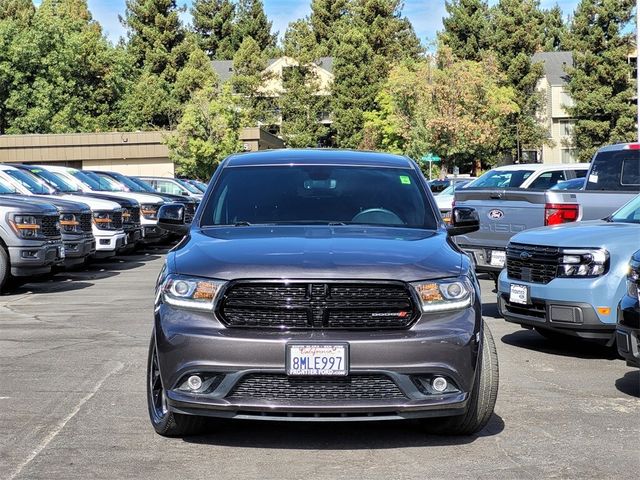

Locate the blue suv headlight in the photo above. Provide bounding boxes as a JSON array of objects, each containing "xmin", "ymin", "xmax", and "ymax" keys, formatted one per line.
[{"xmin": 558, "ymin": 248, "xmax": 609, "ymax": 277}]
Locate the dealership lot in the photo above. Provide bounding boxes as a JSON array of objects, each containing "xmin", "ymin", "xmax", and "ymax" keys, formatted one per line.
[{"xmin": 0, "ymin": 247, "xmax": 638, "ymax": 480}]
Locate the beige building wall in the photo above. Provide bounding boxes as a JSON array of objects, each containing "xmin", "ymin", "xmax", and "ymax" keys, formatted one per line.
[
  {"xmin": 537, "ymin": 82, "xmax": 576, "ymax": 165},
  {"xmin": 81, "ymin": 158, "xmax": 174, "ymax": 177}
]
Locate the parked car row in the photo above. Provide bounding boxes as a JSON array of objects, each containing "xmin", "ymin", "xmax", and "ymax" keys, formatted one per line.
[
  {"xmin": 454, "ymin": 142, "xmax": 639, "ymax": 367},
  {"xmin": 0, "ymin": 164, "xmax": 202, "ymax": 291}
]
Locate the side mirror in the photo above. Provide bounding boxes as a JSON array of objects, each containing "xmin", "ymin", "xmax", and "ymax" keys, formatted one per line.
[
  {"xmin": 447, "ymin": 207, "xmax": 480, "ymax": 236},
  {"xmin": 157, "ymin": 203, "xmax": 189, "ymax": 235}
]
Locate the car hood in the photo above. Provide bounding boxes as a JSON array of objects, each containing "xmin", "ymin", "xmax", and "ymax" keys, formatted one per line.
[
  {"xmin": 28, "ymin": 195, "xmax": 91, "ymax": 214},
  {"xmin": 512, "ymin": 220, "xmax": 640, "ymax": 248},
  {"xmin": 32, "ymin": 194, "xmax": 121, "ymax": 211},
  {"xmin": 86, "ymin": 191, "xmax": 164, "ymax": 204},
  {"xmin": 0, "ymin": 195, "xmax": 60, "ymax": 214},
  {"xmin": 173, "ymin": 226, "xmax": 463, "ymax": 282}
]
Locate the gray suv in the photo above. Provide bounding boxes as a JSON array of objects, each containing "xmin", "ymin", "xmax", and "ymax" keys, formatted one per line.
[{"xmin": 148, "ymin": 150, "xmax": 498, "ymax": 437}]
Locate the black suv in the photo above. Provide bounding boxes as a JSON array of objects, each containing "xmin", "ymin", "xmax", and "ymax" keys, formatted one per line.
[
  {"xmin": 617, "ymin": 250, "xmax": 640, "ymax": 367},
  {"xmin": 148, "ymin": 149, "xmax": 498, "ymax": 436}
]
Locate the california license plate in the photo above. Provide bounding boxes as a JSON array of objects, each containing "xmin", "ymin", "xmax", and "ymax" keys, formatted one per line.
[
  {"xmin": 286, "ymin": 344, "xmax": 348, "ymax": 376},
  {"xmin": 490, "ymin": 250, "xmax": 506, "ymax": 267},
  {"xmin": 509, "ymin": 284, "xmax": 529, "ymax": 305}
]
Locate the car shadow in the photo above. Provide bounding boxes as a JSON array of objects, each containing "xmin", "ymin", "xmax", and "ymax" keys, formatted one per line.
[
  {"xmin": 615, "ymin": 370, "xmax": 640, "ymax": 398},
  {"xmin": 501, "ymin": 330, "xmax": 620, "ymax": 360},
  {"xmin": 182, "ymin": 413, "xmax": 505, "ymax": 449}
]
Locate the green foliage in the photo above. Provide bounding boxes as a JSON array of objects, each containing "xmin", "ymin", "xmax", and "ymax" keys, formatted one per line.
[
  {"xmin": 309, "ymin": 0, "xmax": 348, "ymax": 55},
  {"xmin": 332, "ymin": 27, "xmax": 377, "ymax": 148},
  {"xmin": 167, "ymin": 85, "xmax": 244, "ymax": 179},
  {"xmin": 283, "ymin": 19, "xmax": 322, "ymax": 63},
  {"xmin": 235, "ymin": 0, "xmax": 277, "ymax": 52},
  {"xmin": 279, "ymin": 62, "xmax": 330, "ymax": 148},
  {"xmin": 191, "ymin": 0, "xmax": 236, "ymax": 59},
  {"xmin": 564, "ymin": 0, "xmax": 636, "ymax": 162},
  {"xmin": 440, "ymin": 0, "xmax": 490, "ymax": 61},
  {"xmin": 541, "ymin": 4, "xmax": 567, "ymax": 51}
]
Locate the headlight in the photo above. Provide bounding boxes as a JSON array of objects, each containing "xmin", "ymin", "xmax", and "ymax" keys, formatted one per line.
[
  {"xmin": 558, "ymin": 248, "xmax": 608, "ymax": 277},
  {"xmin": 628, "ymin": 261, "xmax": 640, "ymax": 298},
  {"xmin": 122, "ymin": 208, "xmax": 131, "ymax": 221},
  {"xmin": 160, "ymin": 274, "xmax": 226, "ymax": 311},
  {"xmin": 411, "ymin": 278, "xmax": 473, "ymax": 312},
  {"xmin": 141, "ymin": 204, "xmax": 159, "ymax": 219},
  {"xmin": 9, "ymin": 214, "xmax": 42, "ymax": 239},
  {"xmin": 60, "ymin": 213, "xmax": 80, "ymax": 232}
]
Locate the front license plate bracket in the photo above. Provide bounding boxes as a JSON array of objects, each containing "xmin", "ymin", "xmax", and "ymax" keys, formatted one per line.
[{"xmin": 286, "ymin": 343, "xmax": 349, "ymax": 376}]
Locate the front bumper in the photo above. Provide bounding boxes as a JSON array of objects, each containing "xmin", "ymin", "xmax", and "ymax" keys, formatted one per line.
[
  {"xmin": 497, "ymin": 271, "xmax": 616, "ymax": 342},
  {"xmin": 154, "ymin": 304, "xmax": 481, "ymax": 420},
  {"xmin": 8, "ymin": 239, "xmax": 64, "ymax": 276},
  {"xmin": 93, "ymin": 231, "xmax": 127, "ymax": 257},
  {"xmin": 616, "ymin": 294, "xmax": 640, "ymax": 367},
  {"xmin": 62, "ymin": 234, "xmax": 96, "ymax": 266},
  {"xmin": 142, "ymin": 225, "xmax": 167, "ymax": 241}
]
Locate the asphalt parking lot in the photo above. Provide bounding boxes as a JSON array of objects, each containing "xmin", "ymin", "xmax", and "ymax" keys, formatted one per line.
[{"xmin": 1, "ymin": 247, "xmax": 638, "ymax": 480}]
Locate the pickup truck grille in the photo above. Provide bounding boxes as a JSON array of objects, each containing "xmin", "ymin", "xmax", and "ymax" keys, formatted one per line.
[
  {"xmin": 128, "ymin": 207, "xmax": 140, "ymax": 224},
  {"xmin": 80, "ymin": 213, "xmax": 93, "ymax": 233},
  {"xmin": 218, "ymin": 282, "xmax": 417, "ymax": 330},
  {"xmin": 184, "ymin": 202, "xmax": 197, "ymax": 224},
  {"xmin": 41, "ymin": 215, "xmax": 61, "ymax": 238},
  {"xmin": 506, "ymin": 243, "xmax": 559, "ymax": 284}
]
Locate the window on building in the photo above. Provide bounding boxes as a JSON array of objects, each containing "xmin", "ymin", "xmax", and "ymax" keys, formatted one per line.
[
  {"xmin": 561, "ymin": 149, "xmax": 577, "ymax": 164},
  {"xmin": 558, "ymin": 120, "xmax": 574, "ymax": 137},
  {"xmin": 560, "ymin": 90, "xmax": 574, "ymax": 109}
]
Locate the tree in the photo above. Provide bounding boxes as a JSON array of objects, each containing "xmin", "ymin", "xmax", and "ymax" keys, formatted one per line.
[
  {"xmin": 440, "ymin": 0, "xmax": 490, "ymax": 61},
  {"xmin": 283, "ymin": 19, "xmax": 321, "ymax": 62},
  {"xmin": 541, "ymin": 4, "xmax": 567, "ymax": 51},
  {"xmin": 166, "ymin": 84, "xmax": 244, "ymax": 179},
  {"xmin": 309, "ymin": 0, "xmax": 348, "ymax": 55},
  {"xmin": 231, "ymin": 36, "xmax": 274, "ymax": 125},
  {"xmin": 564, "ymin": 0, "xmax": 636, "ymax": 162},
  {"xmin": 235, "ymin": 0, "xmax": 277, "ymax": 52},
  {"xmin": 191, "ymin": 0, "xmax": 236, "ymax": 60},
  {"xmin": 332, "ymin": 27, "xmax": 377, "ymax": 148}
]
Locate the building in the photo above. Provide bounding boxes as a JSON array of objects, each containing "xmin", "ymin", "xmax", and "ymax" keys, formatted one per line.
[
  {"xmin": 531, "ymin": 51, "xmax": 577, "ymax": 164},
  {"xmin": 0, "ymin": 128, "xmax": 284, "ymax": 176}
]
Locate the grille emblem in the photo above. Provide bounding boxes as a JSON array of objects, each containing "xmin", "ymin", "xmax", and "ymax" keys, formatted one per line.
[{"xmin": 520, "ymin": 251, "xmax": 532, "ymax": 260}]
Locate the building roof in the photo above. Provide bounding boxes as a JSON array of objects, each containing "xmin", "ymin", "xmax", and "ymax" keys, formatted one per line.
[
  {"xmin": 224, "ymin": 149, "xmax": 413, "ymax": 168},
  {"xmin": 211, "ymin": 56, "xmax": 334, "ymax": 84},
  {"xmin": 532, "ymin": 51, "xmax": 573, "ymax": 86}
]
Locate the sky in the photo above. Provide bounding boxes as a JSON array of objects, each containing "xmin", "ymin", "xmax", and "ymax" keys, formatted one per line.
[{"xmin": 35, "ymin": 0, "xmax": 581, "ymax": 46}]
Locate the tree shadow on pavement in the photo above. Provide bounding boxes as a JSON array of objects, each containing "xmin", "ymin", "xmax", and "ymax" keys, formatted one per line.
[
  {"xmin": 615, "ymin": 370, "xmax": 640, "ymax": 398},
  {"xmin": 183, "ymin": 413, "xmax": 505, "ymax": 449},
  {"xmin": 501, "ymin": 329, "xmax": 620, "ymax": 360}
]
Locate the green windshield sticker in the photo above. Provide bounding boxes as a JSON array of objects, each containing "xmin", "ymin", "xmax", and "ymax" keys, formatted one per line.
[{"xmin": 399, "ymin": 175, "xmax": 411, "ymax": 185}]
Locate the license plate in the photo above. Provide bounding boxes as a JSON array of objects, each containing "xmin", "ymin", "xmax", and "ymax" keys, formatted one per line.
[
  {"xmin": 58, "ymin": 246, "xmax": 65, "ymax": 259},
  {"xmin": 286, "ymin": 344, "xmax": 348, "ymax": 376},
  {"xmin": 510, "ymin": 284, "xmax": 529, "ymax": 305},
  {"xmin": 490, "ymin": 250, "xmax": 505, "ymax": 267}
]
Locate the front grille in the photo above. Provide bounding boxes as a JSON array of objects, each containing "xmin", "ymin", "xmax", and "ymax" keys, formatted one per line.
[
  {"xmin": 184, "ymin": 202, "xmax": 197, "ymax": 224},
  {"xmin": 506, "ymin": 243, "xmax": 560, "ymax": 284},
  {"xmin": 112, "ymin": 211, "xmax": 123, "ymax": 230},
  {"xmin": 502, "ymin": 294, "xmax": 547, "ymax": 319},
  {"xmin": 41, "ymin": 215, "xmax": 60, "ymax": 238},
  {"xmin": 227, "ymin": 374, "xmax": 407, "ymax": 401},
  {"xmin": 218, "ymin": 282, "xmax": 416, "ymax": 330},
  {"xmin": 80, "ymin": 213, "xmax": 92, "ymax": 233},
  {"xmin": 128, "ymin": 207, "xmax": 140, "ymax": 224}
]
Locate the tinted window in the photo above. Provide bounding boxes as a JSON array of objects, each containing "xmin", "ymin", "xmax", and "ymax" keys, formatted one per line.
[
  {"xmin": 203, "ymin": 166, "xmax": 436, "ymax": 229},
  {"xmin": 154, "ymin": 180, "xmax": 186, "ymax": 196},
  {"xmin": 4, "ymin": 169, "xmax": 53, "ymax": 194},
  {"xmin": 466, "ymin": 169, "xmax": 533, "ymax": 188},
  {"xmin": 586, "ymin": 150, "xmax": 640, "ymax": 191},
  {"xmin": 0, "ymin": 177, "xmax": 17, "ymax": 194},
  {"xmin": 528, "ymin": 170, "xmax": 566, "ymax": 189},
  {"xmin": 70, "ymin": 170, "xmax": 104, "ymax": 190}
]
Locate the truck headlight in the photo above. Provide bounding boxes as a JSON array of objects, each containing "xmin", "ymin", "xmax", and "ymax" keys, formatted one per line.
[
  {"xmin": 558, "ymin": 248, "xmax": 608, "ymax": 277},
  {"xmin": 60, "ymin": 213, "xmax": 80, "ymax": 232},
  {"xmin": 411, "ymin": 278, "xmax": 473, "ymax": 312},
  {"xmin": 93, "ymin": 211, "xmax": 113, "ymax": 228},
  {"xmin": 141, "ymin": 204, "xmax": 159, "ymax": 220},
  {"xmin": 9, "ymin": 215, "xmax": 42, "ymax": 239},
  {"xmin": 161, "ymin": 274, "xmax": 226, "ymax": 311}
]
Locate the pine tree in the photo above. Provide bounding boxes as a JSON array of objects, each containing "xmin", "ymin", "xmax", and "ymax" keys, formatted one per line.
[
  {"xmin": 235, "ymin": 0, "xmax": 277, "ymax": 52},
  {"xmin": 565, "ymin": 0, "xmax": 636, "ymax": 162},
  {"xmin": 440, "ymin": 0, "xmax": 490, "ymax": 61},
  {"xmin": 122, "ymin": 0, "xmax": 186, "ymax": 76},
  {"xmin": 541, "ymin": 4, "xmax": 567, "ymax": 51},
  {"xmin": 332, "ymin": 27, "xmax": 377, "ymax": 148},
  {"xmin": 283, "ymin": 19, "xmax": 321, "ymax": 63},
  {"xmin": 309, "ymin": 0, "xmax": 348, "ymax": 55},
  {"xmin": 191, "ymin": 0, "xmax": 236, "ymax": 60}
]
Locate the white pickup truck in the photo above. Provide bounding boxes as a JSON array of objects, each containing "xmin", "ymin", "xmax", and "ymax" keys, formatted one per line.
[{"xmin": 453, "ymin": 153, "xmax": 640, "ymax": 278}]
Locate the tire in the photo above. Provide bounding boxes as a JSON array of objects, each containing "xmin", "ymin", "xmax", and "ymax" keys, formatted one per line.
[
  {"xmin": 0, "ymin": 247, "xmax": 8, "ymax": 292},
  {"xmin": 146, "ymin": 333, "xmax": 207, "ymax": 437},
  {"xmin": 426, "ymin": 324, "xmax": 499, "ymax": 435}
]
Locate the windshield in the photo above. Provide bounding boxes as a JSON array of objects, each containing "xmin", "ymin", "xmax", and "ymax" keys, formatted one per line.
[
  {"xmin": 92, "ymin": 173, "xmax": 127, "ymax": 192},
  {"xmin": 610, "ymin": 194, "xmax": 640, "ymax": 224},
  {"xmin": 27, "ymin": 169, "xmax": 80, "ymax": 193},
  {"xmin": 106, "ymin": 172, "xmax": 147, "ymax": 192},
  {"xmin": 129, "ymin": 177, "xmax": 158, "ymax": 193},
  {"xmin": 81, "ymin": 171, "xmax": 121, "ymax": 191},
  {"xmin": 4, "ymin": 169, "xmax": 54, "ymax": 194},
  {"xmin": 203, "ymin": 165, "xmax": 436, "ymax": 229},
  {"xmin": 190, "ymin": 180, "xmax": 208, "ymax": 192},
  {"xmin": 69, "ymin": 170, "xmax": 103, "ymax": 190},
  {"xmin": 551, "ymin": 178, "xmax": 585, "ymax": 190},
  {"xmin": 0, "ymin": 176, "xmax": 17, "ymax": 194},
  {"xmin": 439, "ymin": 181, "xmax": 470, "ymax": 195},
  {"xmin": 466, "ymin": 169, "xmax": 534, "ymax": 188},
  {"xmin": 175, "ymin": 178, "xmax": 202, "ymax": 194}
]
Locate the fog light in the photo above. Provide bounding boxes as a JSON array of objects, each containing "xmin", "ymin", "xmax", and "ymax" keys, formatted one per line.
[
  {"xmin": 432, "ymin": 376, "xmax": 448, "ymax": 392},
  {"xmin": 187, "ymin": 375, "xmax": 202, "ymax": 391}
]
